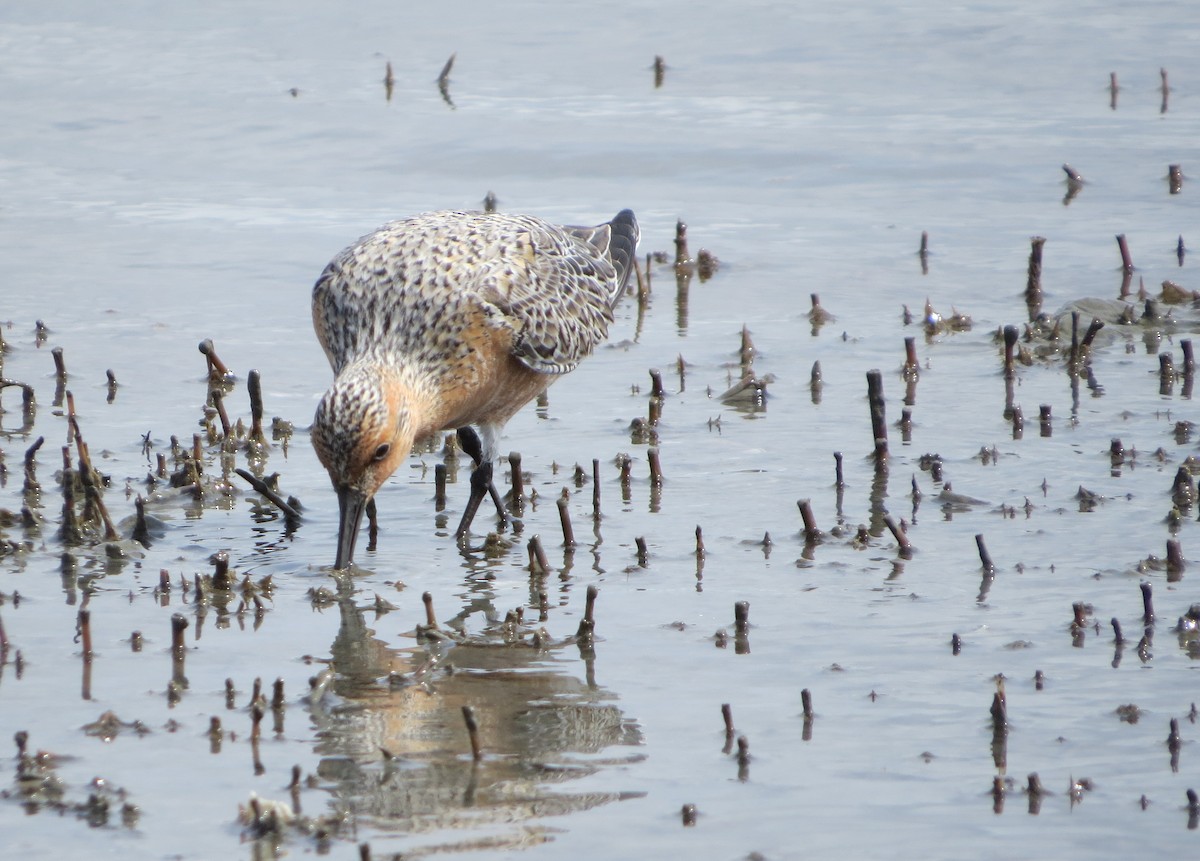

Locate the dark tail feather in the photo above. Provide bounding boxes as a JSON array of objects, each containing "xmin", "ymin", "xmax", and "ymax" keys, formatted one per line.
[{"xmin": 606, "ymin": 209, "xmax": 639, "ymax": 305}]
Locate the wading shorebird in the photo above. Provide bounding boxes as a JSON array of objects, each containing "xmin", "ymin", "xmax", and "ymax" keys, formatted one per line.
[{"xmin": 311, "ymin": 208, "xmax": 639, "ymax": 569}]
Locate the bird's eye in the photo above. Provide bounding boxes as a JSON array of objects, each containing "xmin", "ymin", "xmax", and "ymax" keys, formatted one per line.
[{"xmin": 372, "ymin": 443, "xmax": 391, "ymax": 462}]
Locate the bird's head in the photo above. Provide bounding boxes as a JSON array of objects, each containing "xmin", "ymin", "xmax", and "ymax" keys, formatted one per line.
[{"xmin": 311, "ymin": 361, "xmax": 416, "ymax": 569}]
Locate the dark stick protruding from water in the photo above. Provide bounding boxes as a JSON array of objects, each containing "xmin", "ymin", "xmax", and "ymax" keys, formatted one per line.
[
  {"xmin": 884, "ymin": 515, "xmax": 912, "ymax": 556},
  {"xmin": 695, "ymin": 525, "xmax": 706, "ymax": 558},
  {"xmin": 508, "ymin": 451, "xmax": 524, "ymax": 506},
  {"xmin": 1111, "ymin": 617, "xmax": 1125, "ymax": 644},
  {"xmin": 576, "ymin": 584, "xmax": 598, "ymax": 641},
  {"xmin": 976, "ymin": 534, "xmax": 995, "ymax": 573},
  {"xmin": 680, "ymin": 803, "xmax": 697, "ymax": 826},
  {"xmin": 234, "ymin": 469, "xmax": 302, "ymax": 525},
  {"xmin": 951, "ymin": 633, "xmax": 962, "ymax": 655},
  {"xmin": 422, "ymin": 591, "xmax": 438, "ymax": 629},
  {"xmin": 437, "ymin": 53, "xmax": 455, "ymax": 87},
  {"xmin": 527, "ymin": 535, "xmax": 551, "ymax": 576},
  {"xmin": 1025, "ymin": 236, "xmax": 1046, "ymax": 306},
  {"xmin": 649, "ymin": 367, "xmax": 666, "ymax": 399},
  {"xmin": 721, "ymin": 702, "xmax": 734, "ymax": 737},
  {"xmin": 647, "ymin": 448, "xmax": 664, "ymax": 486},
  {"xmin": 833, "ymin": 451, "xmax": 845, "ymax": 489},
  {"xmin": 170, "ymin": 613, "xmax": 188, "ymax": 654},
  {"xmin": 1167, "ymin": 539, "xmax": 1186, "ymax": 578},
  {"xmin": 1003, "ymin": 324, "xmax": 1019, "ymax": 379},
  {"xmin": 634, "ymin": 536, "xmax": 648, "ymax": 567},
  {"xmin": 734, "ymin": 601, "xmax": 750, "ymax": 635},
  {"xmin": 674, "ymin": 219, "xmax": 691, "ymax": 269},
  {"xmin": 556, "ymin": 490, "xmax": 575, "ymax": 548},
  {"xmin": 1039, "ymin": 404, "xmax": 1052, "ymax": 437},
  {"xmin": 1169, "ymin": 164, "xmax": 1183, "ymax": 195},
  {"xmin": 461, "ymin": 705, "xmax": 482, "ymax": 761},
  {"xmin": 1116, "ymin": 234, "xmax": 1135, "ymax": 273},
  {"xmin": 801, "ymin": 688, "xmax": 813, "ymax": 720},
  {"xmin": 1168, "ymin": 718, "xmax": 1182, "ymax": 754},
  {"xmin": 247, "ymin": 369, "xmax": 265, "ymax": 442},
  {"xmin": 51, "ymin": 346, "xmax": 67, "ymax": 381},
  {"xmin": 1141, "ymin": 581, "xmax": 1155, "ymax": 625},
  {"xmin": 198, "ymin": 339, "xmax": 231, "ymax": 382},
  {"xmin": 866, "ymin": 369, "xmax": 888, "ymax": 460},
  {"xmin": 78, "ymin": 609, "xmax": 92, "ymax": 659},
  {"xmin": 1109, "ymin": 71, "xmax": 1119, "ymax": 108},
  {"xmin": 918, "ymin": 231, "xmax": 929, "ymax": 273},
  {"xmin": 653, "ymin": 55, "xmax": 666, "ymax": 88},
  {"xmin": 797, "ymin": 499, "xmax": 821, "ymax": 544},
  {"xmin": 434, "ymin": 463, "xmax": 447, "ymax": 511}
]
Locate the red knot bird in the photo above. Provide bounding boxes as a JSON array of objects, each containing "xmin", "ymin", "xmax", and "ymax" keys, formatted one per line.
[{"xmin": 311, "ymin": 208, "xmax": 639, "ymax": 569}]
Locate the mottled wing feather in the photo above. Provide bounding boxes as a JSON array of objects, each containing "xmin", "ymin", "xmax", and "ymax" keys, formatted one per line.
[{"xmin": 312, "ymin": 209, "xmax": 639, "ymax": 378}]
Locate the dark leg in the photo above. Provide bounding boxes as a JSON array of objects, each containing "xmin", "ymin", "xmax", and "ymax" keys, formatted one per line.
[{"xmin": 455, "ymin": 427, "xmax": 505, "ymax": 536}]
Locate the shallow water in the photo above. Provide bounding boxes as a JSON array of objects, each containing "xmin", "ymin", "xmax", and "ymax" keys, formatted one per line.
[{"xmin": 2, "ymin": 1, "xmax": 1200, "ymax": 858}]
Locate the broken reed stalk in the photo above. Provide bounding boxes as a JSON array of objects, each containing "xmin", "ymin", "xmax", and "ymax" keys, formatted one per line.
[
  {"xmin": 1141, "ymin": 581, "xmax": 1154, "ymax": 625},
  {"xmin": 866, "ymin": 370, "xmax": 888, "ymax": 460},
  {"xmin": 247, "ymin": 369, "xmax": 265, "ymax": 441},
  {"xmin": 132, "ymin": 496, "xmax": 150, "ymax": 546},
  {"xmin": 170, "ymin": 613, "xmax": 188, "ymax": 654},
  {"xmin": 422, "ymin": 591, "xmax": 438, "ymax": 628},
  {"xmin": 591, "ymin": 458, "xmax": 601, "ymax": 520},
  {"xmin": 976, "ymin": 534, "xmax": 995, "ymax": 573},
  {"xmin": 198, "ymin": 339, "xmax": 231, "ymax": 381},
  {"xmin": 78, "ymin": 609, "xmax": 93, "ymax": 658},
  {"xmin": 434, "ymin": 463, "xmax": 447, "ymax": 510},
  {"xmin": 950, "ymin": 633, "xmax": 962, "ymax": 654},
  {"xmin": 1111, "ymin": 617, "xmax": 1125, "ymax": 644},
  {"xmin": 801, "ymin": 688, "xmax": 813, "ymax": 720},
  {"xmin": 1169, "ymin": 164, "xmax": 1183, "ymax": 195},
  {"xmin": 556, "ymin": 490, "xmax": 575, "ymax": 548},
  {"xmin": 460, "ymin": 704, "xmax": 483, "ymax": 759},
  {"xmin": 1116, "ymin": 234, "xmax": 1135, "ymax": 273},
  {"xmin": 634, "ymin": 536, "xmax": 648, "ymax": 566},
  {"xmin": 833, "ymin": 451, "xmax": 844, "ymax": 488},
  {"xmin": 649, "ymin": 368, "xmax": 666, "ymax": 399},
  {"xmin": 234, "ymin": 469, "xmax": 301, "ymax": 523},
  {"xmin": 576, "ymin": 584, "xmax": 598, "ymax": 641},
  {"xmin": 903, "ymin": 336, "xmax": 919, "ymax": 375},
  {"xmin": 527, "ymin": 535, "xmax": 551, "ymax": 576},
  {"xmin": 674, "ymin": 219, "xmax": 691, "ymax": 268},
  {"xmin": 883, "ymin": 515, "xmax": 912, "ymax": 556},
  {"xmin": 508, "ymin": 451, "xmax": 524, "ymax": 502},
  {"xmin": 1182, "ymin": 340, "xmax": 1196, "ymax": 376},
  {"xmin": 1002, "ymin": 325, "xmax": 1019, "ymax": 379},
  {"xmin": 51, "ymin": 347, "xmax": 67, "ymax": 380},
  {"xmin": 210, "ymin": 387, "xmax": 232, "ymax": 438},
  {"xmin": 734, "ymin": 601, "xmax": 750, "ymax": 635},
  {"xmin": 1080, "ymin": 317, "xmax": 1104, "ymax": 350},
  {"xmin": 647, "ymin": 448, "xmax": 664, "ymax": 485},
  {"xmin": 1025, "ymin": 236, "xmax": 1045, "ymax": 301},
  {"xmin": 797, "ymin": 499, "xmax": 821, "ymax": 544},
  {"xmin": 695, "ymin": 525, "xmax": 706, "ymax": 557},
  {"xmin": 85, "ymin": 484, "xmax": 119, "ymax": 542},
  {"xmin": 437, "ymin": 53, "xmax": 455, "ymax": 87},
  {"xmin": 23, "ymin": 436, "xmax": 43, "ymax": 491}
]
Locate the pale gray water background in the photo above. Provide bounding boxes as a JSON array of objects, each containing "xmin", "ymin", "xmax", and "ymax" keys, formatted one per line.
[{"xmin": 1, "ymin": 1, "xmax": 1200, "ymax": 858}]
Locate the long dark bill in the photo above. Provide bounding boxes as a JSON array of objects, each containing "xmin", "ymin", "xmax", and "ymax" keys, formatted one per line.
[{"xmin": 334, "ymin": 485, "xmax": 368, "ymax": 569}]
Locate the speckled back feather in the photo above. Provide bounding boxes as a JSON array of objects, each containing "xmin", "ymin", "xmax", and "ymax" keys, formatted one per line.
[{"xmin": 313, "ymin": 209, "xmax": 639, "ymax": 380}]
